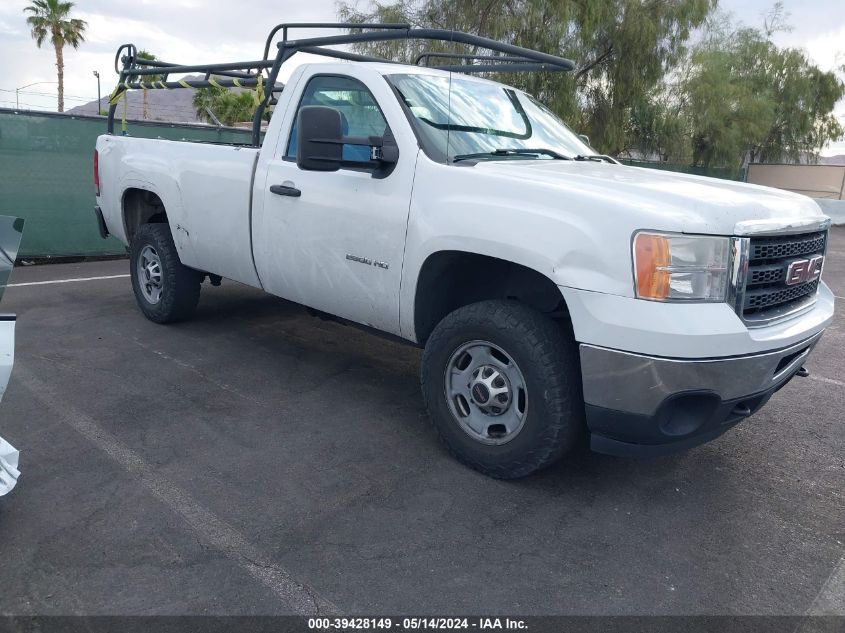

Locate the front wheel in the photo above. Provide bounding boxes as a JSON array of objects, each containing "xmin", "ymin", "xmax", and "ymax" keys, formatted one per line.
[
  {"xmin": 421, "ymin": 300, "xmax": 584, "ymax": 479},
  {"xmin": 130, "ymin": 223, "xmax": 201, "ymax": 323}
]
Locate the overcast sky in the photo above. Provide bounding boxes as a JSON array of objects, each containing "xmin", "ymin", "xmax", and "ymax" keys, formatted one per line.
[{"xmin": 1, "ymin": 0, "xmax": 843, "ymax": 155}]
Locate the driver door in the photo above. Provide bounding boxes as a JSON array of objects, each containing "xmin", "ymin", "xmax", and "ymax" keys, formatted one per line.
[{"xmin": 252, "ymin": 73, "xmax": 417, "ymax": 335}]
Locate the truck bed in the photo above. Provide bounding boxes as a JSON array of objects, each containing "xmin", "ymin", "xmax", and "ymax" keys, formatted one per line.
[{"xmin": 96, "ymin": 135, "xmax": 262, "ymax": 287}]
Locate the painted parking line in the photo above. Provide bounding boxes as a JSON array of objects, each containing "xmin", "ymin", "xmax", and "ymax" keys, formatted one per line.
[
  {"xmin": 15, "ymin": 364, "xmax": 339, "ymax": 616},
  {"xmin": 809, "ymin": 375, "xmax": 845, "ymax": 388},
  {"xmin": 7, "ymin": 274, "xmax": 130, "ymax": 287},
  {"xmin": 806, "ymin": 554, "xmax": 845, "ymax": 616}
]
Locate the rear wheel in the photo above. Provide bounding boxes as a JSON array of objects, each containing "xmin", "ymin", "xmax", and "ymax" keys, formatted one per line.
[
  {"xmin": 130, "ymin": 223, "xmax": 201, "ymax": 323},
  {"xmin": 421, "ymin": 300, "xmax": 584, "ymax": 479}
]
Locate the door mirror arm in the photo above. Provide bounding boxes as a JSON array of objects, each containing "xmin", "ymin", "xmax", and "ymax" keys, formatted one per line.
[
  {"xmin": 314, "ymin": 132, "xmax": 399, "ymax": 175},
  {"xmin": 370, "ymin": 129, "xmax": 399, "ymax": 179}
]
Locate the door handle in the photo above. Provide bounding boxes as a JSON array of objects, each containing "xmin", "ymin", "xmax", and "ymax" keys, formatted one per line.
[{"xmin": 270, "ymin": 184, "xmax": 301, "ymax": 197}]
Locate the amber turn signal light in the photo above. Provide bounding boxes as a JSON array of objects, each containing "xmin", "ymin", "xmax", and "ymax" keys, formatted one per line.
[{"xmin": 634, "ymin": 233, "xmax": 671, "ymax": 300}]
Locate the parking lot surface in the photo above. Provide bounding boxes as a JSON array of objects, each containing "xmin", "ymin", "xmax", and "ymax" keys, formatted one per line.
[{"xmin": 0, "ymin": 228, "xmax": 843, "ymax": 616}]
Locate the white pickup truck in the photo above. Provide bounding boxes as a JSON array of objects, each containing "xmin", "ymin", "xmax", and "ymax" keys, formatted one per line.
[
  {"xmin": 94, "ymin": 28, "xmax": 834, "ymax": 478},
  {"xmin": 0, "ymin": 216, "xmax": 24, "ymax": 496}
]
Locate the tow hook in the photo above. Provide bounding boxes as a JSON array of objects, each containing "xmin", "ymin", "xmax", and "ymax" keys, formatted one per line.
[
  {"xmin": 730, "ymin": 403, "xmax": 752, "ymax": 418},
  {"xmin": 205, "ymin": 273, "xmax": 222, "ymax": 287},
  {"xmin": 796, "ymin": 366, "xmax": 810, "ymax": 378}
]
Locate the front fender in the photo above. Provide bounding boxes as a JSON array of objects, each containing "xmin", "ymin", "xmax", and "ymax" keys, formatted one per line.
[{"xmin": 399, "ymin": 158, "xmax": 633, "ymax": 340}]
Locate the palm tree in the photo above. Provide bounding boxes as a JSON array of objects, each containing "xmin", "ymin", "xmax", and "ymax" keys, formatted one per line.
[
  {"xmin": 24, "ymin": 0, "xmax": 87, "ymax": 113},
  {"xmin": 193, "ymin": 86, "xmax": 256, "ymax": 126},
  {"xmin": 136, "ymin": 50, "xmax": 162, "ymax": 120},
  {"xmin": 192, "ymin": 86, "xmax": 227, "ymax": 124}
]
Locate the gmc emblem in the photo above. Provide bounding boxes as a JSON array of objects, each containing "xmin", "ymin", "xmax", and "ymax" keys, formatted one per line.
[{"xmin": 785, "ymin": 255, "xmax": 824, "ymax": 285}]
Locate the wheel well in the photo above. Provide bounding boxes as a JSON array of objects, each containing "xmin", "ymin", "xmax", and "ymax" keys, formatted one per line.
[
  {"xmin": 414, "ymin": 251, "xmax": 567, "ymax": 345},
  {"xmin": 123, "ymin": 188, "xmax": 168, "ymax": 243}
]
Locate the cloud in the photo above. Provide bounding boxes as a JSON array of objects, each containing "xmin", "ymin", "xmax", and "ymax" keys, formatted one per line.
[
  {"xmin": 801, "ymin": 25, "xmax": 845, "ymax": 73},
  {"xmin": 0, "ymin": 0, "xmax": 338, "ymax": 110},
  {"xmin": 785, "ymin": 25, "xmax": 845, "ymax": 157},
  {"xmin": 0, "ymin": 18, "xmax": 22, "ymax": 36}
]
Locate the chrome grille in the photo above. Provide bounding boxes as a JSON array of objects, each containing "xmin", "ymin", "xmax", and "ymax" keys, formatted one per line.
[
  {"xmin": 749, "ymin": 233, "xmax": 826, "ymax": 260},
  {"xmin": 742, "ymin": 231, "xmax": 826, "ymax": 321},
  {"xmin": 745, "ymin": 280, "xmax": 819, "ymax": 310},
  {"xmin": 747, "ymin": 264, "xmax": 784, "ymax": 285}
]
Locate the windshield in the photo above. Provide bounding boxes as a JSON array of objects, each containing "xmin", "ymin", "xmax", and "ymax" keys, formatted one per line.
[{"xmin": 387, "ymin": 73, "xmax": 593, "ymax": 163}]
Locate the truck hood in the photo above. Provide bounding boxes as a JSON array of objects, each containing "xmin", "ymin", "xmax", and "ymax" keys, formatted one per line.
[{"xmin": 476, "ymin": 160, "xmax": 827, "ymax": 235}]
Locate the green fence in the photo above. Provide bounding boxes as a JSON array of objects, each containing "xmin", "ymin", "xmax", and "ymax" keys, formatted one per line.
[
  {"xmin": 0, "ymin": 109, "xmax": 252, "ymax": 257},
  {"xmin": 618, "ymin": 159, "xmax": 746, "ymax": 182},
  {"xmin": 0, "ymin": 111, "xmax": 751, "ymax": 258}
]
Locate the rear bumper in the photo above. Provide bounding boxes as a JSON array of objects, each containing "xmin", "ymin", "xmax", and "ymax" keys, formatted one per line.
[
  {"xmin": 580, "ymin": 331, "xmax": 823, "ymax": 457},
  {"xmin": 94, "ymin": 206, "xmax": 109, "ymax": 239}
]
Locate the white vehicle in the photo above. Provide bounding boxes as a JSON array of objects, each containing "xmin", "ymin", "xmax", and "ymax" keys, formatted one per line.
[
  {"xmin": 94, "ymin": 26, "xmax": 834, "ymax": 478},
  {"xmin": 0, "ymin": 216, "xmax": 24, "ymax": 496}
]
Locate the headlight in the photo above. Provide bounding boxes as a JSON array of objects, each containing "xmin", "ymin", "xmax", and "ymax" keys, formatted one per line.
[{"xmin": 633, "ymin": 232, "xmax": 730, "ymax": 302}]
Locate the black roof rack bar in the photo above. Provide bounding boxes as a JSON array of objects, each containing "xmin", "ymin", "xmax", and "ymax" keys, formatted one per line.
[
  {"xmin": 433, "ymin": 62, "xmax": 568, "ymax": 73},
  {"xmin": 123, "ymin": 77, "xmax": 263, "ymax": 90},
  {"xmin": 296, "ymin": 47, "xmax": 544, "ymax": 71},
  {"xmin": 113, "ymin": 44, "xmax": 258, "ymax": 80},
  {"xmin": 263, "ymin": 22, "xmax": 411, "ymax": 61},
  {"xmin": 274, "ymin": 29, "xmax": 575, "ymax": 70},
  {"xmin": 126, "ymin": 57, "xmax": 257, "ymax": 80},
  {"xmin": 298, "ymin": 46, "xmax": 403, "ymax": 64},
  {"xmin": 123, "ymin": 59, "xmax": 274, "ymax": 76},
  {"xmin": 107, "ymin": 23, "xmax": 576, "ymax": 144},
  {"xmin": 415, "ymin": 52, "xmax": 530, "ymax": 66},
  {"xmin": 113, "ymin": 43, "xmax": 137, "ymax": 74}
]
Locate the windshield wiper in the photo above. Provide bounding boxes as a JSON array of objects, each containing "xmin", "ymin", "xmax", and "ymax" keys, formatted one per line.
[
  {"xmin": 573, "ymin": 154, "xmax": 618, "ymax": 164},
  {"xmin": 453, "ymin": 148, "xmax": 573, "ymax": 163}
]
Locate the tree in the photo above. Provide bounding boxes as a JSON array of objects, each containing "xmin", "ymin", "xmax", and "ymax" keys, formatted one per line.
[
  {"xmin": 136, "ymin": 50, "xmax": 162, "ymax": 121},
  {"xmin": 683, "ymin": 6, "xmax": 844, "ymax": 167},
  {"xmin": 24, "ymin": 0, "xmax": 87, "ymax": 113},
  {"xmin": 193, "ymin": 85, "xmax": 256, "ymax": 126},
  {"xmin": 214, "ymin": 91, "xmax": 256, "ymax": 126},
  {"xmin": 193, "ymin": 86, "xmax": 227, "ymax": 123},
  {"xmin": 337, "ymin": 0, "xmax": 715, "ymax": 155}
]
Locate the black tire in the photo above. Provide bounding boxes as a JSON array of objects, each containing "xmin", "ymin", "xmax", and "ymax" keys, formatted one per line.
[
  {"xmin": 421, "ymin": 300, "xmax": 584, "ymax": 479},
  {"xmin": 130, "ymin": 223, "xmax": 201, "ymax": 323}
]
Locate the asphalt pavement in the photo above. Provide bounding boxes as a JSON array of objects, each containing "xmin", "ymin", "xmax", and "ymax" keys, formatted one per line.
[{"xmin": 0, "ymin": 229, "xmax": 842, "ymax": 616}]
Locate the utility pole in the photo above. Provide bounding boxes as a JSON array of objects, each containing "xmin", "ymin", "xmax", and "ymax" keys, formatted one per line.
[
  {"xmin": 14, "ymin": 81, "xmax": 58, "ymax": 110},
  {"xmin": 93, "ymin": 70, "xmax": 101, "ymax": 115}
]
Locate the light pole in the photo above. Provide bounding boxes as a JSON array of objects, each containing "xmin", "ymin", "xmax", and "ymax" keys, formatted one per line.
[
  {"xmin": 93, "ymin": 71, "xmax": 101, "ymax": 114},
  {"xmin": 15, "ymin": 81, "xmax": 58, "ymax": 110}
]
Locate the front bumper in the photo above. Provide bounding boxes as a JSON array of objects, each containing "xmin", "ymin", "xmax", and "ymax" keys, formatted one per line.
[
  {"xmin": 581, "ymin": 332, "xmax": 823, "ymax": 457},
  {"xmin": 0, "ymin": 435, "xmax": 19, "ymax": 496}
]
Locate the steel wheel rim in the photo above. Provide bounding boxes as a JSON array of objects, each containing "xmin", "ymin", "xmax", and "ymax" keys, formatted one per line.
[
  {"xmin": 137, "ymin": 245, "xmax": 163, "ymax": 305},
  {"xmin": 444, "ymin": 340, "xmax": 528, "ymax": 445}
]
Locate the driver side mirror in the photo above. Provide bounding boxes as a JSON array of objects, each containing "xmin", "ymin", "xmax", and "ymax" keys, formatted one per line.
[
  {"xmin": 296, "ymin": 105, "xmax": 399, "ymax": 177},
  {"xmin": 578, "ymin": 133, "xmax": 591, "ymax": 147},
  {"xmin": 297, "ymin": 106, "xmax": 343, "ymax": 172}
]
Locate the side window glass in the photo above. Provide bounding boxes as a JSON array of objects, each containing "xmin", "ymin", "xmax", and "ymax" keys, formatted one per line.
[{"xmin": 285, "ymin": 75, "xmax": 388, "ymax": 163}]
